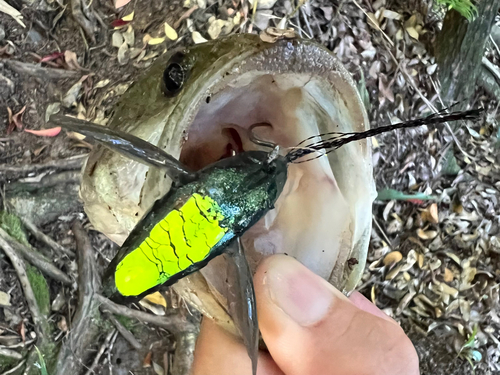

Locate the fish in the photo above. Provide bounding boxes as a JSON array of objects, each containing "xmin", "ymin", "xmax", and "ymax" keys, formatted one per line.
[
  {"xmin": 46, "ymin": 33, "xmax": 483, "ymax": 374},
  {"xmin": 50, "ymin": 104, "xmax": 481, "ymax": 375}
]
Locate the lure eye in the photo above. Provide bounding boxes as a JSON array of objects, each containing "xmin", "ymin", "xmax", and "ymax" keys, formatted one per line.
[{"xmin": 162, "ymin": 52, "xmax": 188, "ymax": 97}]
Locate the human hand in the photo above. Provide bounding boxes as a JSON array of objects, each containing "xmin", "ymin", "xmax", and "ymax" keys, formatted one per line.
[{"xmin": 191, "ymin": 254, "xmax": 419, "ymax": 375}]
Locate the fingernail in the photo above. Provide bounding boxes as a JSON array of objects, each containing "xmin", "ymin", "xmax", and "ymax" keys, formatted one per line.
[{"xmin": 264, "ymin": 256, "xmax": 334, "ymax": 326}]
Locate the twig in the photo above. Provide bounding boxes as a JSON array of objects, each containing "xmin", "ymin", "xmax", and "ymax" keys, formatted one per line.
[
  {"xmin": 0, "ymin": 234, "xmax": 48, "ymax": 341},
  {"xmin": 0, "ymin": 359, "xmax": 26, "ymax": 375},
  {"xmin": 0, "ymin": 154, "xmax": 87, "ymax": 183},
  {"xmin": 54, "ymin": 220, "xmax": 102, "ymax": 375},
  {"xmin": 0, "ymin": 59, "xmax": 80, "ymax": 80},
  {"xmin": 19, "ymin": 216, "xmax": 75, "ymax": 258},
  {"xmin": 104, "ymin": 312, "xmax": 142, "ymax": 350},
  {"xmin": 0, "ymin": 228, "xmax": 72, "ymax": 285},
  {"xmin": 174, "ymin": 5, "xmax": 199, "ymax": 29},
  {"xmin": 351, "ymin": 0, "xmax": 393, "ymax": 46},
  {"xmin": 372, "ymin": 215, "xmax": 393, "ymax": 248},
  {"xmin": 482, "ymin": 56, "xmax": 500, "ymax": 83},
  {"xmin": 71, "ymin": 0, "xmax": 96, "ymax": 43},
  {"xmin": 95, "ymin": 295, "xmax": 195, "ymax": 335},
  {"xmin": 0, "ymin": 347, "xmax": 22, "ymax": 360},
  {"xmin": 489, "ymin": 35, "xmax": 500, "ymax": 57},
  {"xmin": 83, "ymin": 329, "xmax": 116, "ymax": 375}
]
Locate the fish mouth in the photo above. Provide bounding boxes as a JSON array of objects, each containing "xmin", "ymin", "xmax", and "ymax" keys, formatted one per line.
[{"xmin": 175, "ymin": 69, "xmax": 376, "ymax": 324}]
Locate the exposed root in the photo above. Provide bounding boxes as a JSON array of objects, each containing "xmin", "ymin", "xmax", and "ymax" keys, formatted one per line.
[
  {"xmin": 0, "ymin": 228, "xmax": 72, "ymax": 285},
  {"xmin": 54, "ymin": 220, "xmax": 102, "ymax": 375},
  {"xmin": 71, "ymin": 0, "xmax": 97, "ymax": 43}
]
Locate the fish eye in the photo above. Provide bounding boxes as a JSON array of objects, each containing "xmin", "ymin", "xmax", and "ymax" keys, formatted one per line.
[{"xmin": 162, "ymin": 52, "xmax": 188, "ymax": 97}]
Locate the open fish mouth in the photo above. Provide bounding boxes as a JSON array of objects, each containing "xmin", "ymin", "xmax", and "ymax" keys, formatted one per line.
[{"xmin": 77, "ymin": 35, "xmax": 376, "ymax": 336}]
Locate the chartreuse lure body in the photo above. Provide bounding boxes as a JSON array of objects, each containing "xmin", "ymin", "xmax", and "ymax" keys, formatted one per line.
[{"xmin": 105, "ymin": 152, "xmax": 287, "ymax": 301}]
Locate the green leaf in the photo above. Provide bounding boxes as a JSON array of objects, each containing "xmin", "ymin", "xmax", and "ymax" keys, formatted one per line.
[
  {"xmin": 441, "ymin": 148, "xmax": 461, "ymax": 176},
  {"xmin": 435, "ymin": 0, "xmax": 478, "ymax": 21},
  {"xmin": 34, "ymin": 346, "xmax": 48, "ymax": 375},
  {"xmin": 376, "ymin": 188, "xmax": 435, "ymax": 201}
]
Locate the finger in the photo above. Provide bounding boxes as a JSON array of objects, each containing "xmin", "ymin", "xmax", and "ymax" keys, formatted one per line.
[
  {"xmin": 191, "ymin": 317, "xmax": 284, "ymax": 375},
  {"xmin": 255, "ymin": 255, "xmax": 419, "ymax": 375},
  {"xmin": 348, "ymin": 291, "xmax": 397, "ymax": 323}
]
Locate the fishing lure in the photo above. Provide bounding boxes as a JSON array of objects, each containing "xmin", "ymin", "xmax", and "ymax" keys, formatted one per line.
[{"xmin": 50, "ymin": 105, "xmax": 482, "ymax": 375}]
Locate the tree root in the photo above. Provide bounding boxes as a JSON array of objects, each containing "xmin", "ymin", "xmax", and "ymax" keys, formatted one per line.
[
  {"xmin": 19, "ymin": 215, "xmax": 75, "ymax": 258},
  {"xmin": 53, "ymin": 220, "xmax": 102, "ymax": 375},
  {"xmin": 0, "ymin": 228, "xmax": 72, "ymax": 285},
  {"xmin": 71, "ymin": 0, "xmax": 97, "ymax": 43}
]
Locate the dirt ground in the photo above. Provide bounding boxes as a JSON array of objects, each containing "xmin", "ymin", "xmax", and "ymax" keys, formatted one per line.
[{"xmin": 1, "ymin": 0, "xmax": 499, "ymax": 374}]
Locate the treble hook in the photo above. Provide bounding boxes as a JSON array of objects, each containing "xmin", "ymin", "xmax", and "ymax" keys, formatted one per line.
[{"xmin": 248, "ymin": 123, "xmax": 276, "ymax": 150}]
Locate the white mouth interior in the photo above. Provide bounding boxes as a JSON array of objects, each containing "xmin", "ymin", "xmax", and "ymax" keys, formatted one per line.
[{"xmin": 179, "ymin": 73, "xmax": 355, "ymax": 295}]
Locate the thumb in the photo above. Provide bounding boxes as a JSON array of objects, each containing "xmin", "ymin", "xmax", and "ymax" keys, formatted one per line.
[{"xmin": 255, "ymin": 255, "xmax": 419, "ymax": 375}]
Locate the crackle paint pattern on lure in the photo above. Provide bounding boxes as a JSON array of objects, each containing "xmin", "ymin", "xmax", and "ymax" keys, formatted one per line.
[{"xmin": 115, "ymin": 193, "xmax": 228, "ymax": 296}]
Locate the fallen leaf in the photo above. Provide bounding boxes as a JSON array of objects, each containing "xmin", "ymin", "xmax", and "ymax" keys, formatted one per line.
[
  {"xmin": 64, "ymin": 50, "xmax": 82, "ymax": 70},
  {"xmin": 383, "ymin": 251, "xmax": 403, "ymax": 266},
  {"xmin": 45, "ymin": 102, "xmax": 61, "ymax": 122},
  {"xmin": 143, "ymin": 292, "xmax": 167, "ymax": 308},
  {"xmin": 444, "ymin": 268, "xmax": 454, "ymax": 283},
  {"xmin": 114, "ymin": 0, "xmax": 131, "ymax": 8},
  {"xmin": 25, "ymin": 127, "xmax": 61, "ymax": 137},
  {"xmin": 117, "ymin": 42, "xmax": 129, "ymax": 65},
  {"xmin": 421, "ymin": 203, "xmax": 439, "ymax": 224},
  {"xmin": 7, "ymin": 105, "xmax": 26, "ymax": 133},
  {"xmin": 0, "ymin": 291, "xmax": 11, "ymax": 306},
  {"xmin": 406, "ymin": 26, "xmax": 419, "ymax": 40},
  {"xmin": 123, "ymin": 25, "xmax": 135, "ymax": 46},
  {"xmin": 122, "ymin": 11, "xmax": 134, "ymax": 21},
  {"xmin": 382, "ymin": 9, "xmax": 402, "ymax": 20},
  {"xmin": 152, "ymin": 361, "xmax": 164, "ymax": 375},
  {"xmin": 148, "ymin": 37, "xmax": 166, "ymax": 45},
  {"xmin": 112, "ymin": 19, "xmax": 130, "ymax": 28},
  {"xmin": 33, "ymin": 145, "xmax": 48, "ymax": 157},
  {"xmin": 40, "ymin": 51, "xmax": 64, "ymax": 63},
  {"xmin": 19, "ymin": 321, "xmax": 25, "ymax": 343},
  {"xmin": 112, "ymin": 31, "xmax": 124, "ymax": 48},
  {"xmin": 192, "ymin": 31, "xmax": 207, "ymax": 44},
  {"xmin": 164, "ymin": 22, "xmax": 178, "ymax": 40},
  {"xmin": 174, "ymin": 5, "xmax": 198, "ymax": 29},
  {"xmin": 0, "ymin": 0, "xmax": 26, "ymax": 27},
  {"xmin": 417, "ymin": 228, "xmax": 438, "ymax": 240},
  {"xmin": 143, "ymin": 351, "xmax": 152, "ymax": 368}
]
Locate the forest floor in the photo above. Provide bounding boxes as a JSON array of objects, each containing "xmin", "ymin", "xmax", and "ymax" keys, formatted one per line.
[{"xmin": 1, "ymin": 0, "xmax": 500, "ymax": 374}]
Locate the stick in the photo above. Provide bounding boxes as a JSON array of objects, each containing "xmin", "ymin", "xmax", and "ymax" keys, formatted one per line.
[
  {"xmin": 0, "ymin": 359, "xmax": 26, "ymax": 375},
  {"xmin": 104, "ymin": 312, "xmax": 142, "ymax": 350},
  {"xmin": 19, "ymin": 216, "xmax": 75, "ymax": 258},
  {"xmin": 0, "ymin": 235, "xmax": 48, "ymax": 341},
  {"xmin": 0, "ymin": 228, "xmax": 72, "ymax": 285},
  {"xmin": 0, "ymin": 59, "xmax": 80, "ymax": 80},
  {"xmin": 83, "ymin": 329, "xmax": 116, "ymax": 375},
  {"xmin": 0, "ymin": 347, "xmax": 22, "ymax": 360},
  {"xmin": 0, "ymin": 154, "xmax": 87, "ymax": 183},
  {"xmin": 54, "ymin": 220, "xmax": 102, "ymax": 375},
  {"xmin": 95, "ymin": 295, "xmax": 195, "ymax": 335}
]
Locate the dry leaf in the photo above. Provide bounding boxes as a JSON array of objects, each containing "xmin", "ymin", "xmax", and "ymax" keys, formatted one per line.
[
  {"xmin": 122, "ymin": 11, "xmax": 134, "ymax": 21},
  {"xmin": 123, "ymin": 25, "xmax": 135, "ymax": 46},
  {"xmin": 406, "ymin": 26, "xmax": 419, "ymax": 40},
  {"xmin": 112, "ymin": 31, "xmax": 124, "ymax": 47},
  {"xmin": 19, "ymin": 322, "xmax": 25, "ymax": 343},
  {"xmin": 148, "ymin": 36, "xmax": 166, "ymax": 45},
  {"xmin": 143, "ymin": 292, "xmax": 167, "ymax": 308},
  {"xmin": 383, "ymin": 251, "xmax": 403, "ymax": 266},
  {"xmin": 25, "ymin": 127, "xmax": 61, "ymax": 137},
  {"xmin": 421, "ymin": 203, "xmax": 439, "ymax": 224},
  {"xmin": 382, "ymin": 9, "xmax": 402, "ymax": 20},
  {"xmin": 57, "ymin": 316, "xmax": 68, "ymax": 332},
  {"xmin": 117, "ymin": 42, "xmax": 129, "ymax": 65},
  {"xmin": 64, "ymin": 50, "xmax": 82, "ymax": 70},
  {"xmin": 0, "ymin": 291, "xmax": 11, "ymax": 306},
  {"xmin": 0, "ymin": 0, "xmax": 25, "ymax": 27},
  {"xmin": 152, "ymin": 361, "xmax": 165, "ymax": 375},
  {"xmin": 164, "ymin": 22, "xmax": 178, "ymax": 40},
  {"xmin": 143, "ymin": 351, "xmax": 152, "ymax": 368},
  {"xmin": 192, "ymin": 31, "xmax": 207, "ymax": 44},
  {"xmin": 114, "ymin": 0, "xmax": 131, "ymax": 8},
  {"xmin": 417, "ymin": 228, "xmax": 438, "ymax": 240},
  {"xmin": 444, "ymin": 268, "xmax": 454, "ymax": 283}
]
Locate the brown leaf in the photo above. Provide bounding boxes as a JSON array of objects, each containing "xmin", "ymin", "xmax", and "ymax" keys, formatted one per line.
[
  {"xmin": 6, "ymin": 107, "xmax": 14, "ymax": 134},
  {"xmin": 7, "ymin": 105, "xmax": 26, "ymax": 133},
  {"xmin": 19, "ymin": 321, "xmax": 26, "ymax": 343},
  {"xmin": 421, "ymin": 203, "xmax": 439, "ymax": 224},
  {"xmin": 64, "ymin": 50, "xmax": 82, "ymax": 70},
  {"xmin": 57, "ymin": 316, "xmax": 68, "ymax": 332},
  {"xmin": 383, "ymin": 251, "xmax": 403, "ymax": 266},
  {"xmin": 444, "ymin": 267, "xmax": 454, "ymax": 283},
  {"xmin": 143, "ymin": 351, "xmax": 152, "ymax": 368}
]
